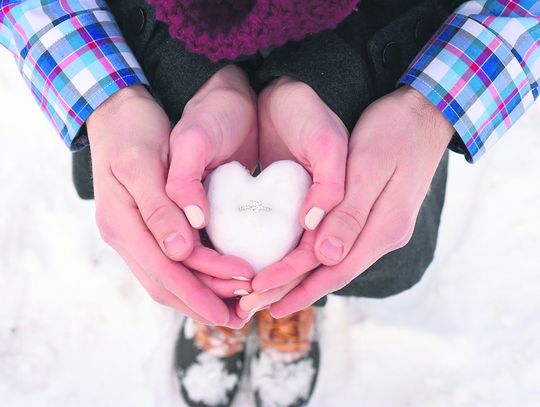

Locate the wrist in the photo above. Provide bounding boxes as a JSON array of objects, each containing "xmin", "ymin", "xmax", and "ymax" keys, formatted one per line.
[
  {"xmin": 87, "ymin": 84, "xmax": 152, "ymax": 129},
  {"xmin": 398, "ymin": 85, "xmax": 454, "ymax": 144}
]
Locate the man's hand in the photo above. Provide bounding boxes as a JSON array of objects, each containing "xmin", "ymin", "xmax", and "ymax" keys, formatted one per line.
[
  {"xmin": 261, "ymin": 85, "xmax": 455, "ymax": 318},
  {"xmin": 236, "ymin": 77, "xmax": 349, "ymax": 317},
  {"xmin": 86, "ymin": 81, "xmax": 250, "ymax": 327}
]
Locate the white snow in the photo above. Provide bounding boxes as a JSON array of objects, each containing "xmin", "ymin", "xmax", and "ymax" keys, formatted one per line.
[
  {"xmin": 205, "ymin": 160, "xmax": 311, "ymax": 272},
  {"xmin": 1, "ymin": 49, "xmax": 540, "ymax": 407},
  {"xmin": 251, "ymin": 349, "xmax": 316, "ymax": 407},
  {"xmin": 182, "ymin": 352, "xmax": 239, "ymax": 405}
]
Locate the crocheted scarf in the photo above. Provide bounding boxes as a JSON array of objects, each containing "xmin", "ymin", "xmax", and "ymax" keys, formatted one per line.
[{"xmin": 145, "ymin": 0, "xmax": 359, "ymax": 61}]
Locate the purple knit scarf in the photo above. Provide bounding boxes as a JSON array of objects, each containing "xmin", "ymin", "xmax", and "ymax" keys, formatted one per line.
[{"xmin": 145, "ymin": 0, "xmax": 360, "ymax": 61}]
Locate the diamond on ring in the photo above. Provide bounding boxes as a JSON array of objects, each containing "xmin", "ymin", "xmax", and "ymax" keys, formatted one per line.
[{"xmin": 238, "ymin": 199, "xmax": 272, "ymax": 213}]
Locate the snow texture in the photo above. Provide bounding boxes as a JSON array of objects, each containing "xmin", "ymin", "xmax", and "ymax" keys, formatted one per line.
[
  {"xmin": 182, "ymin": 352, "xmax": 238, "ymax": 405},
  {"xmin": 205, "ymin": 160, "xmax": 311, "ymax": 272},
  {"xmin": 1, "ymin": 50, "xmax": 540, "ymax": 406},
  {"xmin": 251, "ymin": 349, "xmax": 316, "ymax": 407}
]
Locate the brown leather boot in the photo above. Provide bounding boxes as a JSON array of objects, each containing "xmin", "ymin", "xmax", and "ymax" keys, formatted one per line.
[
  {"xmin": 174, "ymin": 318, "xmax": 252, "ymax": 407},
  {"xmin": 251, "ymin": 307, "xmax": 320, "ymax": 407}
]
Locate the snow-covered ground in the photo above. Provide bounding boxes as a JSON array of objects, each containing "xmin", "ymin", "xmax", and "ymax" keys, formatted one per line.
[{"xmin": 1, "ymin": 49, "xmax": 539, "ymax": 407}]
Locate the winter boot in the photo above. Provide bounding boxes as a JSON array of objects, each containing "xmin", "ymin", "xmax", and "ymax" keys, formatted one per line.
[
  {"xmin": 251, "ymin": 307, "xmax": 320, "ymax": 407},
  {"xmin": 174, "ymin": 318, "xmax": 252, "ymax": 407}
]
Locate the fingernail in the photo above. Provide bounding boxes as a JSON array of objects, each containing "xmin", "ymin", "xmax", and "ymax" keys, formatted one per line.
[
  {"xmin": 248, "ymin": 306, "xmax": 264, "ymax": 318},
  {"xmin": 320, "ymin": 236, "xmax": 345, "ymax": 263},
  {"xmin": 233, "ymin": 289, "xmax": 250, "ymax": 296},
  {"xmin": 232, "ymin": 276, "xmax": 250, "ymax": 281},
  {"xmin": 305, "ymin": 207, "xmax": 325, "ymax": 230},
  {"xmin": 163, "ymin": 232, "xmax": 186, "ymax": 256},
  {"xmin": 184, "ymin": 205, "xmax": 205, "ymax": 229}
]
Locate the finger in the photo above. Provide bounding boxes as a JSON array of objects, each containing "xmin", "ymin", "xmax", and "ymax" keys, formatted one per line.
[
  {"xmin": 97, "ymin": 177, "xmax": 230, "ymax": 325},
  {"xmin": 251, "ymin": 232, "xmax": 319, "ymax": 293},
  {"xmin": 271, "ymin": 171, "xmax": 419, "ymax": 318},
  {"xmin": 314, "ymin": 151, "xmax": 396, "ymax": 266},
  {"xmin": 195, "ymin": 272, "xmax": 253, "ymax": 298},
  {"xmin": 301, "ymin": 127, "xmax": 348, "ymax": 231},
  {"xmin": 184, "ymin": 234, "xmax": 255, "ymax": 281},
  {"xmin": 111, "ymin": 153, "xmax": 194, "ymax": 261},
  {"xmin": 225, "ymin": 300, "xmax": 252, "ymax": 329},
  {"xmin": 237, "ymin": 276, "xmax": 304, "ymax": 319},
  {"xmin": 166, "ymin": 127, "xmax": 211, "ymax": 229},
  {"xmin": 166, "ymin": 70, "xmax": 257, "ymax": 230},
  {"xmin": 257, "ymin": 85, "xmax": 296, "ymax": 167},
  {"xmin": 144, "ymin": 236, "xmax": 231, "ymax": 326},
  {"xmin": 118, "ymin": 247, "xmax": 213, "ymax": 324},
  {"xmin": 235, "ymin": 303, "xmax": 269, "ymax": 321}
]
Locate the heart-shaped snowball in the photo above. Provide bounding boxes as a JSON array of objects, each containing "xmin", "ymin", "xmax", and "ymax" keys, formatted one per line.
[{"xmin": 204, "ymin": 161, "xmax": 312, "ymax": 272}]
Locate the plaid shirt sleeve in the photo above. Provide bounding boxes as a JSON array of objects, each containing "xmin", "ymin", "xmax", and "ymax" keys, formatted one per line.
[
  {"xmin": 0, "ymin": 0, "xmax": 149, "ymax": 150},
  {"xmin": 400, "ymin": 0, "xmax": 540, "ymax": 162}
]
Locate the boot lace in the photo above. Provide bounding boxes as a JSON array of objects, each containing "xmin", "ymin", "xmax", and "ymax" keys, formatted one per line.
[{"xmin": 257, "ymin": 307, "xmax": 314, "ymax": 354}]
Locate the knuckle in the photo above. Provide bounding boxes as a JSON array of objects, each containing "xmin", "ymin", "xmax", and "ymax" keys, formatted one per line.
[
  {"xmin": 164, "ymin": 180, "xmax": 181, "ymax": 201},
  {"xmin": 309, "ymin": 129, "xmax": 348, "ymax": 166},
  {"xmin": 311, "ymin": 130, "xmax": 335, "ymax": 152},
  {"xmin": 166, "ymin": 178, "xmax": 204, "ymax": 206},
  {"xmin": 165, "ymin": 179, "xmax": 191, "ymax": 203},
  {"xmin": 275, "ymin": 77, "xmax": 312, "ymax": 95},
  {"xmin": 270, "ymin": 80, "xmax": 315, "ymax": 108},
  {"xmin": 211, "ymin": 87, "xmax": 253, "ymax": 107},
  {"xmin": 332, "ymin": 205, "xmax": 366, "ymax": 232},
  {"xmin": 143, "ymin": 204, "xmax": 169, "ymax": 230},
  {"xmin": 325, "ymin": 181, "xmax": 346, "ymax": 204},
  {"xmin": 172, "ymin": 125, "xmax": 209, "ymax": 151},
  {"xmin": 294, "ymin": 283, "xmax": 313, "ymax": 307}
]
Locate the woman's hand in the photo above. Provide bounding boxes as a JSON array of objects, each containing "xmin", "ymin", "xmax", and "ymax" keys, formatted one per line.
[
  {"xmin": 166, "ymin": 64, "xmax": 258, "ymax": 230},
  {"xmin": 236, "ymin": 77, "xmax": 349, "ymax": 317},
  {"xmin": 165, "ymin": 65, "xmax": 259, "ymax": 313},
  {"xmin": 263, "ymin": 86, "xmax": 455, "ymax": 318},
  {"xmin": 257, "ymin": 76, "xmax": 348, "ymax": 229}
]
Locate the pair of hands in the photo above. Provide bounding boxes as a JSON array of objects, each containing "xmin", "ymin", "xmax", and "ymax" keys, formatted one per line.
[{"xmin": 86, "ymin": 64, "xmax": 454, "ymax": 328}]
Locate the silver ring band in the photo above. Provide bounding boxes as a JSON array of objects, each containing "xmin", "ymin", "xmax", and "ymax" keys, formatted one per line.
[{"xmin": 238, "ymin": 200, "xmax": 272, "ymax": 213}]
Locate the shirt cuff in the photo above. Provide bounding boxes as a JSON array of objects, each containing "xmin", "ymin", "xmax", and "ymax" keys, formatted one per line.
[
  {"xmin": 399, "ymin": 13, "xmax": 536, "ymax": 163},
  {"xmin": 3, "ymin": 4, "xmax": 149, "ymax": 150}
]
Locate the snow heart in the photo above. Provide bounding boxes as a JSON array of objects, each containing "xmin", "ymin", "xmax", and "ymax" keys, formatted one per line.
[{"xmin": 204, "ymin": 161, "xmax": 312, "ymax": 272}]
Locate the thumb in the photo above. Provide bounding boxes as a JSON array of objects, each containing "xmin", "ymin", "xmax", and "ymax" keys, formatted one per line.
[
  {"xmin": 166, "ymin": 125, "xmax": 212, "ymax": 229},
  {"xmin": 301, "ymin": 125, "xmax": 348, "ymax": 231}
]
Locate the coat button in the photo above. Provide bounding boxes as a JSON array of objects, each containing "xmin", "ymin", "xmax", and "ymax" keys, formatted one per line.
[
  {"xmin": 128, "ymin": 7, "xmax": 146, "ymax": 35},
  {"xmin": 382, "ymin": 41, "xmax": 401, "ymax": 68}
]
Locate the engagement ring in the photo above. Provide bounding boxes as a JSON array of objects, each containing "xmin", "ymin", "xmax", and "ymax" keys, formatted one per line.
[{"xmin": 238, "ymin": 200, "xmax": 272, "ymax": 213}]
